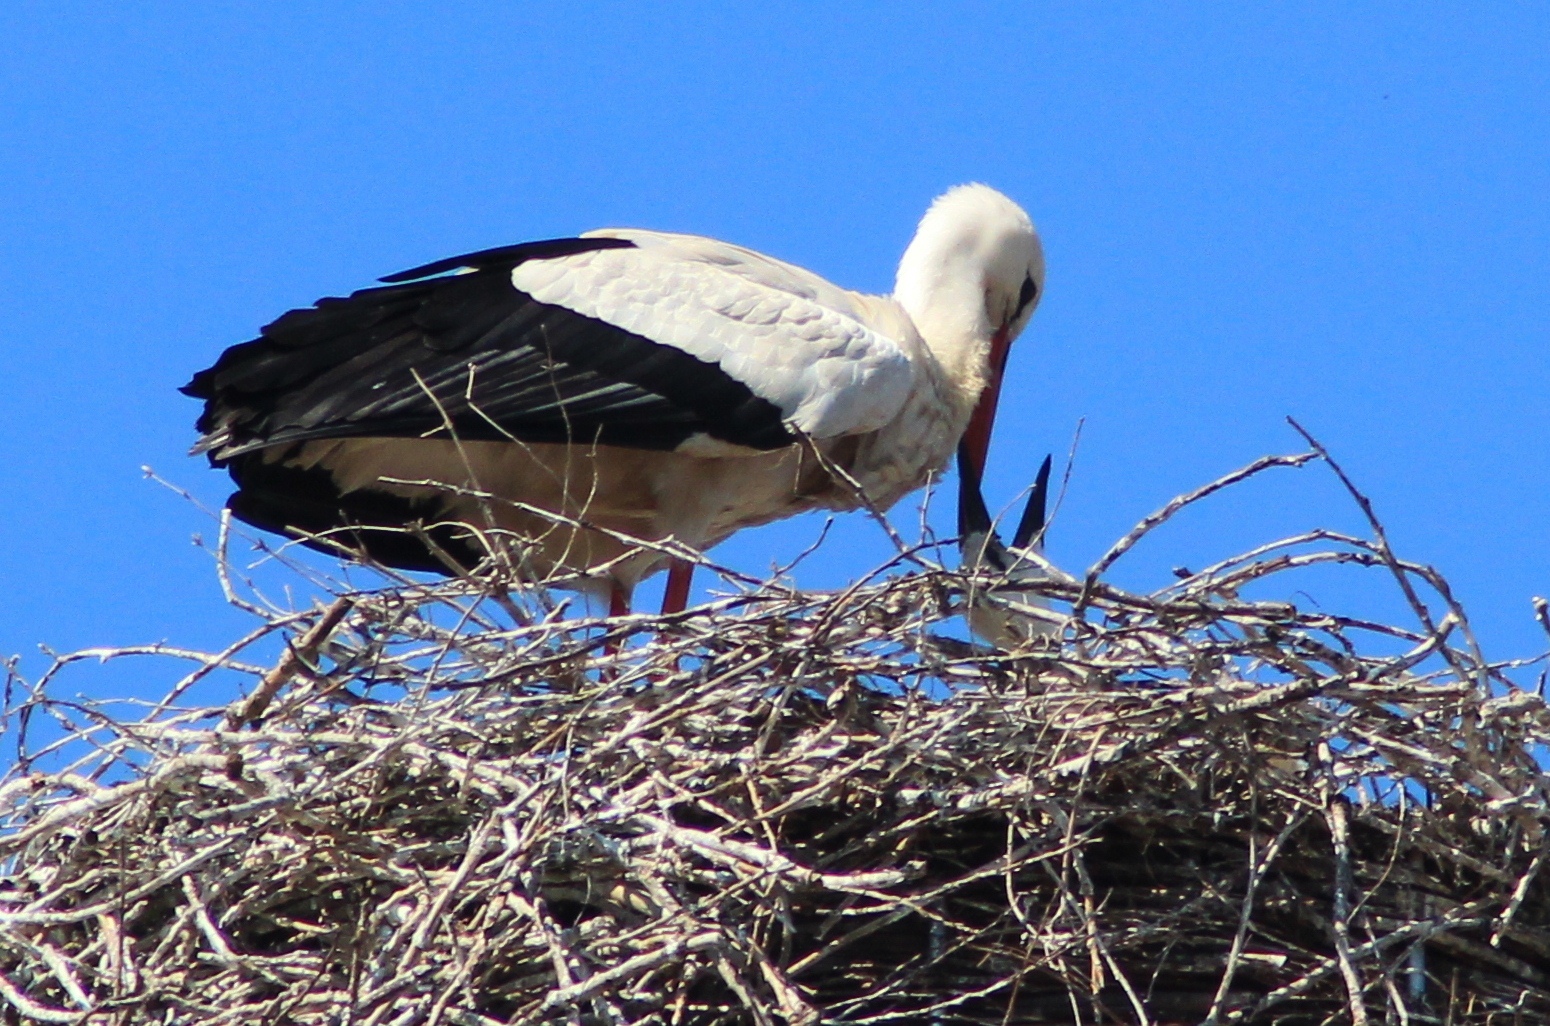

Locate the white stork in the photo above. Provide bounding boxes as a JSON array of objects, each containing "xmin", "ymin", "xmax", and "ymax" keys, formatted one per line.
[
  {"xmin": 185, "ymin": 184, "xmax": 1044, "ymax": 614},
  {"xmin": 957, "ymin": 445, "xmax": 1065, "ymax": 648}
]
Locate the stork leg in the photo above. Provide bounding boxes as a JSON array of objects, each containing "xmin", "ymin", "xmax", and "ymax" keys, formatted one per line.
[
  {"xmin": 602, "ymin": 582, "xmax": 631, "ymax": 662},
  {"xmin": 661, "ymin": 558, "xmax": 694, "ymax": 614},
  {"xmin": 608, "ymin": 583, "xmax": 631, "ymax": 619}
]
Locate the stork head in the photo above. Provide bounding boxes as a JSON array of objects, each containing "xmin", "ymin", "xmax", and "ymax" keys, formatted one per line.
[{"xmin": 895, "ymin": 184, "xmax": 1044, "ymax": 476}]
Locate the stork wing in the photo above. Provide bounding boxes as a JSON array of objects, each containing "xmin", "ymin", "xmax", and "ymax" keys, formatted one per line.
[
  {"xmin": 519, "ymin": 230, "xmax": 915, "ymax": 438},
  {"xmin": 186, "ymin": 233, "xmax": 914, "ymax": 462}
]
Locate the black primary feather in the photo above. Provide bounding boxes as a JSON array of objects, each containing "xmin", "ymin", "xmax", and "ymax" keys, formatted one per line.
[
  {"xmin": 377, "ymin": 236, "xmax": 636, "ymax": 284},
  {"xmin": 225, "ymin": 455, "xmax": 487, "ymax": 573},
  {"xmin": 184, "ymin": 236, "xmax": 794, "ymax": 460}
]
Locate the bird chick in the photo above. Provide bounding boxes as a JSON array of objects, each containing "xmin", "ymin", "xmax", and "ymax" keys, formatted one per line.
[{"xmin": 956, "ymin": 444, "xmax": 1067, "ymax": 648}]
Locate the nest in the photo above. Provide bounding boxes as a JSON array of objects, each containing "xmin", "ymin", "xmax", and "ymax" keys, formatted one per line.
[{"xmin": 3, "ymin": 445, "xmax": 1550, "ymax": 1025}]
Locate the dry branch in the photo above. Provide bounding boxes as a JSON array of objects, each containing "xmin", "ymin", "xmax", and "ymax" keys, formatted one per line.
[{"xmin": 2, "ymin": 454, "xmax": 1549, "ymax": 1025}]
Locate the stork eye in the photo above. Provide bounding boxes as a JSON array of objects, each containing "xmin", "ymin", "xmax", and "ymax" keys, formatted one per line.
[{"xmin": 1016, "ymin": 274, "xmax": 1038, "ymax": 316}]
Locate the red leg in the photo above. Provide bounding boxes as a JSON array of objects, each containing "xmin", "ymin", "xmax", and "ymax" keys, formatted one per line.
[
  {"xmin": 608, "ymin": 582, "xmax": 631, "ymax": 619},
  {"xmin": 603, "ymin": 582, "xmax": 631, "ymax": 661},
  {"xmin": 661, "ymin": 559, "xmax": 694, "ymax": 614}
]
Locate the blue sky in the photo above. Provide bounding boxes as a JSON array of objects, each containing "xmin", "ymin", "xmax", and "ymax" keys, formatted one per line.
[{"xmin": 2, "ymin": 4, "xmax": 1546, "ymax": 702}]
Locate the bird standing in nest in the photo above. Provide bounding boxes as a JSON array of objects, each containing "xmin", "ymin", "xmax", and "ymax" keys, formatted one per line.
[{"xmin": 186, "ymin": 185, "xmax": 1044, "ymax": 615}]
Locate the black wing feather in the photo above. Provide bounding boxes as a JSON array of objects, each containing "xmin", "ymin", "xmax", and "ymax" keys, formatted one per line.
[
  {"xmin": 185, "ymin": 237, "xmax": 794, "ymax": 459},
  {"xmin": 378, "ymin": 236, "xmax": 635, "ymax": 283},
  {"xmin": 226, "ymin": 455, "xmax": 486, "ymax": 574}
]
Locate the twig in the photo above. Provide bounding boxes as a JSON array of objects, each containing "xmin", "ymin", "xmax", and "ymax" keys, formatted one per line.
[
  {"xmin": 223, "ymin": 597, "xmax": 355, "ymax": 730},
  {"xmin": 3, "ymin": 445, "xmax": 1545, "ymax": 1026},
  {"xmin": 1325, "ymin": 798, "xmax": 1372, "ymax": 1026},
  {"xmin": 1077, "ymin": 451, "xmax": 1315, "ymax": 611},
  {"xmin": 1203, "ymin": 810, "xmax": 1305, "ymax": 1025}
]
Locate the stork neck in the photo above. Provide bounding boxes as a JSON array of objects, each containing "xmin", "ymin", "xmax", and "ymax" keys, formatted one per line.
[{"xmin": 895, "ymin": 244, "xmax": 997, "ymax": 419}]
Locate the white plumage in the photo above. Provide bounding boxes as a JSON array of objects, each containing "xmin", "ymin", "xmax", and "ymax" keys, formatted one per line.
[
  {"xmin": 186, "ymin": 184, "xmax": 1045, "ymax": 612},
  {"xmin": 512, "ymin": 232, "xmax": 917, "ymax": 440}
]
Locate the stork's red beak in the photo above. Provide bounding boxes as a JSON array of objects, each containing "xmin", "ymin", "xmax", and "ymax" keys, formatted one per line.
[{"xmin": 959, "ymin": 322, "xmax": 1013, "ymax": 478}]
